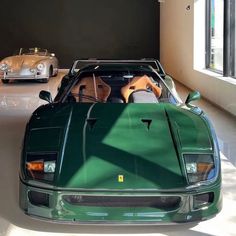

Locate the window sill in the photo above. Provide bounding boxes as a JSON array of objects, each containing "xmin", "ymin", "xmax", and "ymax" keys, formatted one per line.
[{"xmin": 195, "ymin": 68, "xmax": 236, "ymax": 85}]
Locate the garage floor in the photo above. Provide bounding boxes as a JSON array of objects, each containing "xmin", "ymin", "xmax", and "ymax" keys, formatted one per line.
[{"xmin": 0, "ymin": 73, "xmax": 235, "ymax": 236}]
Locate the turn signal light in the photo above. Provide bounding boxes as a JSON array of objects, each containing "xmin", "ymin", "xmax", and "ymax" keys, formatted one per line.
[
  {"xmin": 197, "ymin": 163, "xmax": 214, "ymax": 173},
  {"xmin": 26, "ymin": 153, "xmax": 57, "ymax": 182},
  {"xmin": 27, "ymin": 161, "xmax": 44, "ymax": 172}
]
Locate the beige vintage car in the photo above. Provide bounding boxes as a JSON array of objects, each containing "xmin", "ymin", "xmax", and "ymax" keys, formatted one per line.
[{"xmin": 0, "ymin": 48, "xmax": 59, "ymax": 83}]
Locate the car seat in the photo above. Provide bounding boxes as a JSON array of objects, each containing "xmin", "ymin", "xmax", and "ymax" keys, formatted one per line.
[
  {"xmin": 121, "ymin": 75, "xmax": 162, "ymax": 103},
  {"xmin": 71, "ymin": 76, "xmax": 111, "ymax": 102},
  {"xmin": 128, "ymin": 90, "xmax": 159, "ymax": 103}
]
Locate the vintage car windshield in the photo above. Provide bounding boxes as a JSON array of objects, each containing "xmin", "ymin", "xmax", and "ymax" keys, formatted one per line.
[
  {"xmin": 64, "ymin": 73, "xmax": 178, "ymax": 104},
  {"xmin": 19, "ymin": 48, "xmax": 48, "ymax": 56}
]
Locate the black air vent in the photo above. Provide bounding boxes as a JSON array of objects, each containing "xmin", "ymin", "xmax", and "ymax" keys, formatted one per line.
[
  {"xmin": 141, "ymin": 119, "xmax": 152, "ymax": 130},
  {"xmin": 63, "ymin": 195, "xmax": 181, "ymax": 210},
  {"xmin": 28, "ymin": 191, "xmax": 49, "ymax": 207},
  {"xmin": 86, "ymin": 118, "xmax": 98, "ymax": 130}
]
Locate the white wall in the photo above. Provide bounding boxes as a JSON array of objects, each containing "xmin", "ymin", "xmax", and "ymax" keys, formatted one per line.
[{"xmin": 160, "ymin": 0, "xmax": 236, "ymax": 116}]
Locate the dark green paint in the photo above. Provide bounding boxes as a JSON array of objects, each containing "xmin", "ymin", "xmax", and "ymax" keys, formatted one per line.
[
  {"xmin": 28, "ymin": 128, "xmax": 61, "ymax": 151},
  {"xmin": 20, "ymin": 180, "xmax": 222, "ymax": 223},
  {"xmin": 24, "ymin": 103, "xmax": 214, "ymax": 189},
  {"xmin": 20, "ymin": 102, "xmax": 221, "ymax": 223},
  {"xmin": 59, "ymin": 104, "xmax": 186, "ymax": 189},
  {"xmin": 166, "ymin": 105, "xmax": 212, "ymax": 152}
]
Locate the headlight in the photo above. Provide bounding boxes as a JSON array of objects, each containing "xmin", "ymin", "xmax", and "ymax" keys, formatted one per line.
[
  {"xmin": 37, "ymin": 63, "xmax": 45, "ymax": 71},
  {"xmin": 184, "ymin": 154, "xmax": 216, "ymax": 184},
  {"xmin": 26, "ymin": 153, "xmax": 57, "ymax": 182},
  {"xmin": 30, "ymin": 68, "xmax": 36, "ymax": 73},
  {"xmin": 0, "ymin": 63, "xmax": 8, "ymax": 71}
]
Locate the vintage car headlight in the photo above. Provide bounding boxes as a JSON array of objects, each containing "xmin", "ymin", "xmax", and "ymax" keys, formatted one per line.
[
  {"xmin": 30, "ymin": 68, "xmax": 36, "ymax": 73},
  {"xmin": 37, "ymin": 63, "xmax": 45, "ymax": 71},
  {"xmin": 26, "ymin": 153, "xmax": 57, "ymax": 182},
  {"xmin": 0, "ymin": 63, "xmax": 8, "ymax": 71},
  {"xmin": 184, "ymin": 154, "xmax": 216, "ymax": 184}
]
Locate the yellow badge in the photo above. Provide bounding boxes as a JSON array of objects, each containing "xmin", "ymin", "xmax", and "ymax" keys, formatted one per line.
[{"xmin": 118, "ymin": 175, "xmax": 124, "ymax": 183}]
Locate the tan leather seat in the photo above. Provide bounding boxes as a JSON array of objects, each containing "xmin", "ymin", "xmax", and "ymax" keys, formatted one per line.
[
  {"xmin": 121, "ymin": 75, "xmax": 162, "ymax": 103},
  {"xmin": 71, "ymin": 76, "xmax": 111, "ymax": 102}
]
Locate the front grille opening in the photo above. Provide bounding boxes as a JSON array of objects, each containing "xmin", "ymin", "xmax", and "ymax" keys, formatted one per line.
[
  {"xmin": 193, "ymin": 192, "xmax": 214, "ymax": 209},
  {"xmin": 63, "ymin": 195, "xmax": 181, "ymax": 210},
  {"xmin": 28, "ymin": 191, "xmax": 49, "ymax": 207}
]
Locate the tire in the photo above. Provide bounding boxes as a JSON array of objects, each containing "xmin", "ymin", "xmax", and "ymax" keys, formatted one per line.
[
  {"xmin": 54, "ymin": 69, "xmax": 58, "ymax": 77},
  {"xmin": 2, "ymin": 79, "xmax": 9, "ymax": 84},
  {"xmin": 49, "ymin": 66, "xmax": 53, "ymax": 77},
  {"xmin": 39, "ymin": 67, "xmax": 52, "ymax": 83}
]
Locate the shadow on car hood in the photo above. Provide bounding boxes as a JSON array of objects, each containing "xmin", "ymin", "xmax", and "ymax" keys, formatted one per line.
[{"xmin": 27, "ymin": 103, "xmax": 213, "ymax": 190}]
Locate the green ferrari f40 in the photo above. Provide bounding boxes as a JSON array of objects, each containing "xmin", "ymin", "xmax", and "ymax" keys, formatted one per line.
[{"xmin": 19, "ymin": 59, "xmax": 222, "ymax": 224}]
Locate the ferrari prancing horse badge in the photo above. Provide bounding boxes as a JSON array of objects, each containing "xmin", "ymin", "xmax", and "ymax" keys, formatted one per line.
[{"xmin": 118, "ymin": 175, "xmax": 124, "ymax": 182}]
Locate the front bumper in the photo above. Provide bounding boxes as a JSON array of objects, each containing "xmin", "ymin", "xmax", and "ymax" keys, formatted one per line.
[
  {"xmin": 0, "ymin": 70, "xmax": 47, "ymax": 80},
  {"xmin": 19, "ymin": 180, "xmax": 222, "ymax": 224}
]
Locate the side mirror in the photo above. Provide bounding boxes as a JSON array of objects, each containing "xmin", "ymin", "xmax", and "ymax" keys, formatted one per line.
[
  {"xmin": 39, "ymin": 90, "xmax": 52, "ymax": 103},
  {"xmin": 185, "ymin": 91, "xmax": 201, "ymax": 105}
]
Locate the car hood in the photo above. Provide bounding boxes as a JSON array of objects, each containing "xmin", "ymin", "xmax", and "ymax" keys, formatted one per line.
[
  {"xmin": 25, "ymin": 103, "xmax": 213, "ymax": 190},
  {"xmin": 2, "ymin": 55, "xmax": 48, "ymax": 70}
]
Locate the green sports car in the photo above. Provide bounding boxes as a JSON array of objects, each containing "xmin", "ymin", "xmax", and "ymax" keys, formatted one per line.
[{"xmin": 19, "ymin": 59, "xmax": 222, "ymax": 224}]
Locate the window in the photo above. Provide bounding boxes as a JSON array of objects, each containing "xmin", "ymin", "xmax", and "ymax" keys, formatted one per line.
[
  {"xmin": 206, "ymin": 0, "xmax": 236, "ymax": 77},
  {"xmin": 232, "ymin": 1, "xmax": 236, "ymax": 76}
]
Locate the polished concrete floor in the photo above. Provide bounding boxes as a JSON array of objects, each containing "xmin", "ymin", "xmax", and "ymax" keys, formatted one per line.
[{"xmin": 0, "ymin": 73, "xmax": 235, "ymax": 236}]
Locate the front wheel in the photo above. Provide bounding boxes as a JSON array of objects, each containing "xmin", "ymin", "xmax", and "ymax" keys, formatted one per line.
[
  {"xmin": 49, "ymin": 66, "xmax": 53, "ymax": 77},
  {"xmin": 39, "ymin": 67, "xmax": 52, "ymax": 83},
  {"xmin": 52, "ymin": 67, "xmax": 58, "ymax": 77},
  {"xmin": 2, "ymin": 79, "xmax": 9, "ymax": 84}
]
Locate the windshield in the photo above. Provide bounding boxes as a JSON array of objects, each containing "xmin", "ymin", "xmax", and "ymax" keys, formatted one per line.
[
  {"xmin": 18, "ymin": 48, "xmax": 48, "ymax": 56},
  {"xmin": 69, "ymin": 60, "xmax": 165, "ymax": 75},
  {"xmin": 63, "ymin": 72, "xmax": 178, "ymax": 104}
]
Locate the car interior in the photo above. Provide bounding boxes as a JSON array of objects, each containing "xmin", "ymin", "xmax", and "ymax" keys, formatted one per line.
[{"xmin": 69, "ymin": 74, "xmax": 164, "ymax": 103}]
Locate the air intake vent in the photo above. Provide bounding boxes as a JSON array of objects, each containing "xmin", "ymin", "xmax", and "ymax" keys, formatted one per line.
[
  {"xmin": 87, "ymin": 118, "xmax": 98, "ymax": 130},
  {"xmin": 28, "ymin": 191, "xmax": 49, "ymax": 207},
  {"xmin": 63, "ymin": 195, "xmax": 181, "ymax": 210},
  {"xmin": 141, "ymin": 119, "xmax": 152, "ymax": 130}
]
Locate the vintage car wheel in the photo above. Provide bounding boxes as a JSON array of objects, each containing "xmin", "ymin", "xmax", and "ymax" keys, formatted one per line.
[
  {"xmin": 1, "ymin": 79, "xmax": 9, "ymax": 84},
  {"xmin": 51, "ymin": 66, "xmax": 58, "ymax": 77},
  {"xmin": 53, "ymin": 69, "xmax": 58, "ymax": 77},
  {"xmin": 40, "ymin": 67, "xmax": 53, "ymax": 83},
  {"xmin": 50, "ymin": 66, "xmax": 53, "ymax": 76}
]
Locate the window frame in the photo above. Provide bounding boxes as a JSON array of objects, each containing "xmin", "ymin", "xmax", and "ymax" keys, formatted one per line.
[
  {"xmin": 205, "ymin": 0, "xmax": 211, "ymax": 70},
  {"xmin": 206, "ymin": 0, "xmax": 236, "ymax": 78}
]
